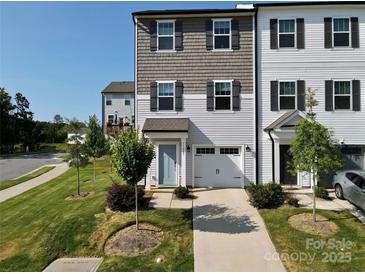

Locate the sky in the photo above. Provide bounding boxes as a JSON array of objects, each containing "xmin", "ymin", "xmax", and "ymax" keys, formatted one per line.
[{"xmin": 0, "ymin": 0, "xmax": 249, "ymax": 122}]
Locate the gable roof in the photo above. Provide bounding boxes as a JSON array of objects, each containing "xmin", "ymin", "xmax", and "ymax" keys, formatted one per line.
[
  {"xmin": 264, "ymin": 110, "xmax": 307, "ymax": 131},
  {"xmin": 102, "ymin": 81, "xmax": 134, "ymax": 94},
  {"xmin": 142, "ymin": 118, "xmax": 189, "ymax": 132}
]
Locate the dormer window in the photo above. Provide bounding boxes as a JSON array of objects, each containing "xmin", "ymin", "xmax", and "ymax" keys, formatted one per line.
[
  {"xmin": 213, "ymin": 20, "xmax": 231, "ymax": 50},
  {"xmin": 157, "ymin": 21, "xmax": 175, "ymax": 51}
]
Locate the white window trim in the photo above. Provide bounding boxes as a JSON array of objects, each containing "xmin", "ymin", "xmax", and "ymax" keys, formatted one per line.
[
  {"xmin": 333, "ymin": 80, "xmax": 352, "ymax": 111},
  {"xmin": 278, "ymin": 18, "xmax": 296, "ymax": 49},
  {"xmin": 157, "ymin": 20, "xmax": 176, "ymax": 52},
  {"xmin": 332, "ymin": 17, "xmax": 351, "ymax": 48},
  {"xmin": 212, "ymin": 18, "xmax": 232, "ymax": 51},
  {"xmin": 278, "ymin": 81, "xmax": 297, "ymax": 111},
  {"xmin": 105, "ymin": 94, "xmax": 112, "ymax": 105},
  {"xmin": 157, "ymin": 80, "xmax": 176, "ymax": 112},
  {"xmin": 213, "ymin": 80, "xmax": 233, "ymax": 111}
]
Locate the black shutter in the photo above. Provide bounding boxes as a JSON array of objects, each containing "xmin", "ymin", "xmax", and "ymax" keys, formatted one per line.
[
  {"xmin": 297, "ymin": 80, "xmax": 305, "ymax": 111},
  {"xmin": 207, "ymin": 81, "xmax": 214, "ymax": 111},
  {"xmin": 231, "ymin": 19, "xmax": 240, "ymax": 50},
  {"xmin": 206, "ymin": 20, "xmax": 213, "ymax": 50},
  {"xmin": 296, "ymin": 18, "xmax": 305, "ymax": 49},
  {"xmin": 270, "ymin": 19, "xmax": 278, "ymax": 49},
  {"xmin": 325, "ymin": 80, "xmax": 333, "ymax": 111},
  {"xmin": 175, "ymin": 81, "xmax": 183, "ymax": 111},
  {"xmin": 351, "ymin": 17, "xmax": 359, "ymax": 48},
  {"xmin": 271, "ymin": 81, "xmax": 279, "ymax": 111},
  {"xmin": 175, "ymin": 21, "xmax": 183, "ymax": 51},
  {"xmin": 150, "ymin": 82, "xmax": 157, "ymax": 111},
  {"xmin": 352, "ymin": 80, "xmax": 361, "ymax": 111},
  {"xmin": 232, "ymin": 80, "xmax": 241, "ymax": 111},
  {"xmin": 150, "ymin": 21, "xmax": 157, "ymax": 51},
  {"xmin": 324, "ymin": 17, "xmax": 332, "ymax": 49}
]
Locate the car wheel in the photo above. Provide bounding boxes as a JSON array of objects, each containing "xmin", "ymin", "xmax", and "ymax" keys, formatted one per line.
[{"xmin": 335, "ymin": 184, "xmax": 344, "ymax": 199}]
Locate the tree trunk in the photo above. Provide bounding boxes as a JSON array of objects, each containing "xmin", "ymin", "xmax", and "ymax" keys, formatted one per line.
[
  {"xmin": 312, "ymin": 171, "xmax": 316, "ymax": 222},
  {"xmin": 93, "ymin": 158, "xmax": 96, "ymax": 183},
  {"xmin": 135, "ymin": 184, "xmax": 139, "ymax": 230},
  {"xmin": 77, "ymin": 165, "xmax": 80, "ymax": 196}
]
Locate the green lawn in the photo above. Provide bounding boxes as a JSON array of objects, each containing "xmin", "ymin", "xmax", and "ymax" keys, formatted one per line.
[
  {"xmin": 260, "ymin": 208, "xmax": 365, "ymax": 272},
  {"xmin": 0, "ymin": 160, "xmax": 193, "ymax": 272},
  {"xmin": 0, "ymin": 166, "xmax": 56, "ymax": 190}
]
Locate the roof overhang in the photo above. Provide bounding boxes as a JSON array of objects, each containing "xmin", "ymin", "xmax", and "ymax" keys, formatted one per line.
[
  {"xmin": 264, "ymin": 110, "xmax": 307, "ymax": 132},
  {"xmin": 142, "ymin": 118, "xmax": 189, "ymax": 133}
]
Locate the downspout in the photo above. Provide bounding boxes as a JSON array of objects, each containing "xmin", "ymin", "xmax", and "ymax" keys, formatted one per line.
[
  {"xmin": 268, "ymin": 129, "xmax": 275, "ymax": 182},
  {"xmin": 254, "ymin": 8, "xmax": 259, "ymax": 184}
]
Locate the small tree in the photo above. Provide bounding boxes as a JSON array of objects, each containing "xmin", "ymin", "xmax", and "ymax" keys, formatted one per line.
[
  {"xmin": 66, "ymin": 134, "xmax": 89, "ymax": 196},
  {"xmin": 111, "ymin": 128, "xmax": 154, "ymax": 229},
  {"xmin": 85, "ymin": 115, "xmax": 108, "ymax": 182},
  {"xmin": 290, "ymin": 89, "xmax": 342, "ymax": 222}
]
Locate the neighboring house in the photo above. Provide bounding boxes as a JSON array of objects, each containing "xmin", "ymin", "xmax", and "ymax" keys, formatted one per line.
[
  {"xmin": 101, "ymin": 81, "xmax": 135, "ymax": 135},
  {"xmin": 132, "ymin": 6, "xmax": 256, "ymax": 189},
  {"xmin": 67, "ymin": 128, "xmax": 88, "ymax": 144},
  {"xmin": 256, "ymin": 2, "xmax": 365, "ymax": 187}
]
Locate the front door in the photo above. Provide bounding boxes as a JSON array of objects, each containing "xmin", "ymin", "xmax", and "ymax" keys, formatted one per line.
[
  {"xmin": 159, "ymin": 144, "xmax": 176, "ymax": 186},
  {"xmin": 280, "ymin": 145, "xmax": 297, "ymax": 185}
]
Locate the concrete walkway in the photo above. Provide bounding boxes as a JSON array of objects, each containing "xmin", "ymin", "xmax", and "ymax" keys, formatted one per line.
[
  {"xmin": 148, "ymin": 191, "xmax": 192, "ymax": 209},
  {"xmin": 43, "ymin": 258, "xmax": 103, "ymax": 272},
  {"xmin": 0, "ymin": 163, "xmax": 69, "ymax": 203},
  {"xmin": 193, "ymin": 188, "xmax": 286, "ymax": 272}
]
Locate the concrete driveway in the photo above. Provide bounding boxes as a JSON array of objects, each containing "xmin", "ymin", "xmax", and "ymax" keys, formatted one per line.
[
  {"xmin": 0, "ymin": 152, "xmax": 63, "ymax": 181},
  {"xmin": 193, "ymin": 188, "xmax": 285, "ymax": 272}
]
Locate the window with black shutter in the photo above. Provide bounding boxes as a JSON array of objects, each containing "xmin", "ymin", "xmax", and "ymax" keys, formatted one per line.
[
  {"xmin": 157, "ymin": 21, "xmax": 175, "ymax": 51},
  {"xmin": 214, "ymin": 81, "xmax": 231, "ymax": 110},
  {"xmin": 334, "ymin": 81, "xmax": 351, "ymax": 110},
  {"xmin": 157, "ymin": 82, "xmax": 175, "ymax": 111},
  {"xmin": 279, "ymin": 82, "xmax": 296, "ymax": 110},
  {"xmin": 213, "ymin": 20, "xmax": 231, "ymax": 50},
  {"xmin": 333, "ymin": 18, "xmax": 350, "ymax": 47},
  {"xmin": 279, "ymin": 19, "xmax": 295, "ymax": 48}
]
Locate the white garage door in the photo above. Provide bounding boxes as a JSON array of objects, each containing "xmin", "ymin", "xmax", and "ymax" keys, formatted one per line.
[{"xmin": 194, "ymin": 146, "xmax": 242, "ymax": 188}]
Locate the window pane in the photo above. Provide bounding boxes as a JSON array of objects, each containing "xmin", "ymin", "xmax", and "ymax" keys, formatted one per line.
[
  {"xmin": 215, "ymin": 97, "xmax": 231, "ymax": 110},
  {"xmin": 125, "ymin": 100, "xmax": 130, "ymax": 106},
  {"xmin": 215, "ymin": 82, "xmax": 231, "ymax": 96},
  {"xmin": 335, "ymin": 96, "xmax": 350, "ymax": 109},
  {"xmin": 214, "ymin": 36, "xmax": 230, "ymax": 49},
  {"xmin": 158, "ymin": 83, "xmax": 174, "ymax": 96},
  {"xmin": 279, "ymin": 20, "xmax": 295, "ymax": 33},
  {"xmin": 279, "ymin": 34, "xmax": 295, "ymax": 47},
  {"xmin": 106, "ymin": 100, "xmax": 112, "ymax": 106},
  {"xmin": 158, "ymin": 37, "xmax": 174, "ymax": 50},
  {"xmin": 158, "ymin": 22, "xmax": 173, "ymax": 35},
  {"xmin": 280, "ymin": 97, "xmax": 295, "ymax": 110},
  {"xmin": 280, "ymin": 82, "xmax": 295, "ymax": 95},
  {"xmin": 335, "ymin": 81, "xmax": 350, "ymax": 95},
  {"xmin": 214, "ymin": 21, "xmax": 230, "ymax": 34},
  {"xmin": 334, "ymin": 33, "xmax": 349, "ymax": 47},
  {"xmin": 159, "ymin": 97, "xmax": 174, "ymax": 110},
  {"xmin": 334, "ymin": 18, "xmax": 349, "ymax": 32}
]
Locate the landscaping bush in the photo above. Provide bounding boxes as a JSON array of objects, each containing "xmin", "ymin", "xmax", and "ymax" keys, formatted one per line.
[
  {"xmin": 107, "ymin": 183, "xmax": 145, "ymax": 211},
  {"xmin": 315, "ymin": 186, "xmax": 330, "ymax": 200},
  {"xmin": 246, "ymin": 183, "xmax": 285, "ymax": 209},
  {"xmin": 286, "ymin": 196, "xmax": 300, "ymax": 208},
  {"xmin": 174, "ymin": 186, "xmax": 189, "ymax": 199}
]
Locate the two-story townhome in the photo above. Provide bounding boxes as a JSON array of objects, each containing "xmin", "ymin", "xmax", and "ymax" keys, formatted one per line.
[
  {"xmin": 101, "ymin": 81, "xmax": 135, "ymax": 135},
  {"xmin": 132, "ymin": 7, "xmax": 256, "ymax": 189},
  {"xmin": 256, "ymin": 2, "xmax": 365, "ymax": 187}
]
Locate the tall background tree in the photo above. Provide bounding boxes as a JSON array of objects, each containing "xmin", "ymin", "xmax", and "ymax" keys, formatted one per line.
[
  {"xmin": 111, "ymin": 129, "xmax": 154, "ymax": 229},
  {"xmin": 0, "ymin": 88, "xmax": 16, "ymax": 153},
  {"xmin": 85, "ymin": 115, "xmax": 108, "ymax": 182},
  {"xmin": 290, "ymin": 89, "xmax": 342, "ymax": 222}
]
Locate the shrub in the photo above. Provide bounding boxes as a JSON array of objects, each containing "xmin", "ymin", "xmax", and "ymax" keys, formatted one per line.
[
  {"xmin": 246, "ymin": 183, "xmax": 285, "ymax": 209},
  {"xmin": 174, "ymin": 186, "xmax": 189, "ymax": 199},
  {"xmin": 107, "ymin": 183, "xmax": 145, "ymax": 211},
  {"xmin": 286, "ymin": 196, "xmax": 300, "ymax": 208},
  {"xmin": 315, "ymin": 186, "xmax": 330, "ymax": 200}
]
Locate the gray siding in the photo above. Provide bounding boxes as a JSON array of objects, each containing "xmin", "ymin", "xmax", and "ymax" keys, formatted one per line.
[{"xmin": 137, "ymin": 16, "xmax": 254, "ymax": 94}]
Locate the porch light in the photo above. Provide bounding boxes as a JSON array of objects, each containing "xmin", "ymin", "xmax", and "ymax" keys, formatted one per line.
[
  {"xmin": 245, "ymin": 145, "xmax": 251, "ymax": 153},
  {"xmin": 186, "ymin": 144, "xmax": 191, "ymax": 152}
]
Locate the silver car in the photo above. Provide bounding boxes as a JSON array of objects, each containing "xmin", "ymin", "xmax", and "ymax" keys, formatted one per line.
[{"xmin": 333, "ymin": 170, "xmax": 365, "ymax": 211}]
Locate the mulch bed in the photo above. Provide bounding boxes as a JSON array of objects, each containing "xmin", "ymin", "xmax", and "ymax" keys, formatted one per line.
[
  {"xmin": 288, "ymin": 213, "xmax": 338, "ymax": 237},
  {"xmin": 104, "ymin": 223, "xmax": 163, "ymax": 256},
  {"xmin": 65, "ymin": 192, "xmax": 94, "ymax": 201}
]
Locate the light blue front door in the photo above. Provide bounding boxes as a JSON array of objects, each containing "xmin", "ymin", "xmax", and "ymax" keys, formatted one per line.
[{"xmin": 159, "ymin": 144, "xmax": 176, "ymax": 186}]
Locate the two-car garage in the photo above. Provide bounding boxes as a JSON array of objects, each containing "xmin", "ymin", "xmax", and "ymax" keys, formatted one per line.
[{"xmin": 194, "ymin": 146, "xmax": 243, "ymax": 188}]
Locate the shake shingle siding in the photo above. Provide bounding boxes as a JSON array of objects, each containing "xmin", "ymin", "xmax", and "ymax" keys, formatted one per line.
[{"xmin": 136, "ymin": 16, "xmax": 253, "ymax": 94}]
